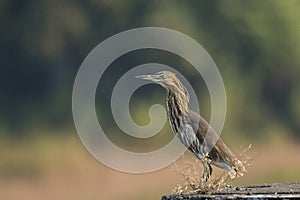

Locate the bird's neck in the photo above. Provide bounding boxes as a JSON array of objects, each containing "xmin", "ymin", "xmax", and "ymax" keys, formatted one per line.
[{"xmin": 166, "ymin": 90, "xmax": 190, "ymax": 117}]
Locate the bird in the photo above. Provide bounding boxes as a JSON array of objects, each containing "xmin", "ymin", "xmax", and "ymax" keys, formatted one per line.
[{"xmin": 136, "ymin": 71, "xmax": 245, "ymax": 183}]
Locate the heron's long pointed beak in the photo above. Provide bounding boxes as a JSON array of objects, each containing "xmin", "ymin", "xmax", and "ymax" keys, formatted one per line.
[{"xmin": 135, "ymin": 74, "xmax": 156, "ymax": 81}]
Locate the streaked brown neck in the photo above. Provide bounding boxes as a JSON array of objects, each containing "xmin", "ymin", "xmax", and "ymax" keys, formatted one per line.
[{"xmin": 166, "ymin": 90, "xmax": 189, "ymax": 133}]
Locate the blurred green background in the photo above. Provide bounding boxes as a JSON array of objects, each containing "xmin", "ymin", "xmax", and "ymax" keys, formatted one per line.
[{"xmin": 1, "ymin": 0, "xmax": 300, "ymax": 199}]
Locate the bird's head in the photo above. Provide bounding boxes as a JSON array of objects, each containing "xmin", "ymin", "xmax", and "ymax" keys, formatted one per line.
[
  {"xmin": 136, "ymin": 71, "xmax": 179, "ymax": 89},
  {"xmin": 136, "ymin": 71, "xmax": 190, "ymax": 100}
]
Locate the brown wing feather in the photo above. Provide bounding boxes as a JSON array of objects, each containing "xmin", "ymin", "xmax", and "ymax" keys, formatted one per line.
[{"xmin": 188, "ymin": 111, "xmax": 239, "ymax": 170}]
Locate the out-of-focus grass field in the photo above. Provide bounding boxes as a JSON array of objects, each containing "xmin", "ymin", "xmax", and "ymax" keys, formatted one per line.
[{"xmin": 1, "ymin": 130, "xmax": 299, "ymax": 200}]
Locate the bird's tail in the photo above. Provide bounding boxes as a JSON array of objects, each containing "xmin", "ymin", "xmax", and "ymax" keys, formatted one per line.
[{"xmin": 228, "ymin": 158, "xmax": 246, "ymax": 179}]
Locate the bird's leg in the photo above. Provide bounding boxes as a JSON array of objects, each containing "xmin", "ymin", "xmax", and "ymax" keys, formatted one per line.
[{"xmin": 201, "ymin": 161, "xmax": 212, "ymax": 183}]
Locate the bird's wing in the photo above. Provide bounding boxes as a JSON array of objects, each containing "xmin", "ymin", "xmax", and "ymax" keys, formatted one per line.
[
  {"xmin": 188, "ymin": 111, "xmax": 222, "ymax": 151},
  {"xmin": 188, "ymin": 111, "xmax": 237, "ymax": 170}
]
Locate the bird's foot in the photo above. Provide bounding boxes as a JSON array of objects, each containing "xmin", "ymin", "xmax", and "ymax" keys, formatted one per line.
[
  {"xmin": 200, "ymin": 173, "xmax": 209, "ymax": 184},
  {"xmin": 200, "ymin": 161, "xmax": 212, "ymax": 183}
]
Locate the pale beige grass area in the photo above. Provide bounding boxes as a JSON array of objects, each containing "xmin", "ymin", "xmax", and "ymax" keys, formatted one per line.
[
  {"xmin": 0, "ymin": 135, "xmax": 299, "ymax": 200},
  {"xmin": 0, "ymin": 135, "xmax": 182, "ymax": 200},
  {"xmin": 237, "ymin": 142, "xmax": 300, "ymax": 184}
]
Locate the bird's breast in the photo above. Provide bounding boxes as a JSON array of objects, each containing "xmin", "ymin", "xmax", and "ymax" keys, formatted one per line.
[{"xmin": 176, "ymin": 124, "xmax": 206, "ymax": 160}]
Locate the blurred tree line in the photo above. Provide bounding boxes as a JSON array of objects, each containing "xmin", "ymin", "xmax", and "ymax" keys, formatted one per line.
[{"xmin": 1, "ymin": 0, "xmax": 300, "ymax": 140}]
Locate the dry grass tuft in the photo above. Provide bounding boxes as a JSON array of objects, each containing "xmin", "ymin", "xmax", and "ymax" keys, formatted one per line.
[{"xmin": 172, "ymin": 144, "xmax": 254, "ymax": 195}]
